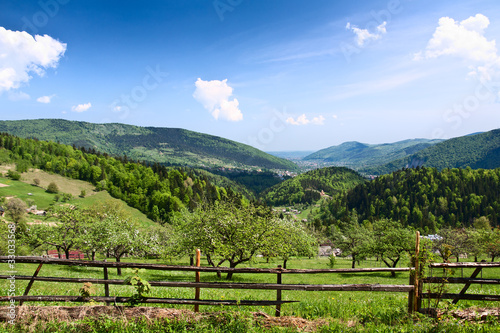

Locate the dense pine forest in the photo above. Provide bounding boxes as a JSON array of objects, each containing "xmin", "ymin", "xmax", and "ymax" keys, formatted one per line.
[
  {"xmin": 0, "ymin": 133, "xmax": 244, "ymax": 223},
  {"xmin": 313, "ymin": 167, "xmax": 500, "ymax": 233}
]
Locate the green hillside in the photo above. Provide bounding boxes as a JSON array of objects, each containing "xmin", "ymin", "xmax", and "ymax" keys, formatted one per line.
[
  {"xmin": 303, "ymin": 139, "xmax": 442, "ymax": 169},
  {"xmin": 0, "ymin": 119, "xmax": 297, "ymax": 171},
  {"xmin": 363, "ymin": 129, "xmax": 500, "ymax": 175},
  {"xmin": 260, "ymin": 167, "xmax": 366, "ymax": 206},
  {"xmin": 0, "ymin": 133, "xmax": 246, "ymax": 223}
]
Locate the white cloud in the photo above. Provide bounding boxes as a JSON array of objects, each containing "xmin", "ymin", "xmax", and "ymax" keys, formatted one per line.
[
  {"xmin": 0, "ymin": 27, "xmax": 66, "ymax": 92},
  {"xmin": 346, "ymin": 21, "xmax": 387, "ymax": 47},
  {"xmin": 286, "ymin": 114, "xmax": 325, "ymax": 126},
  {"xmin": 72, "ymin": 102, "xmax": 92, "ymax": 112},
  {"xmin": 8, "ymin": 91, "xmax": 30, "ymax": 101},
  {"xmin": 193, "ymin": 78, "xmax": 243, "ymax": 121},
  {"xmin": 416, "ymin": 14, "xmax": 500, "ymax": 80},
  {"xmin": 37, "ymin": 94, "xmax": 55, "ymax": 103}
]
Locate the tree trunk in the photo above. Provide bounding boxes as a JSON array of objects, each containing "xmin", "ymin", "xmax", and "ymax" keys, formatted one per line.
[
  {"xmin": 189, "ymin": 254, "xmax": 194, "ymax": 266},
  {"xmin": 456, "ymin": 255, "xmax": 460, "ymax": 263},
  {"xmin": 474, "ymin": 256, "xmax": 478, "ymax": 262},
  {"xmin": 226, "ymin": 262, "xmax": 237, "ymax": 280},
  {"xmin": 64, "ymin": 249, "xmax": 70, "ymax": 260},
  {"xmin": 351, "ymin": 255, "xmax": 356, "ymax": 269},
  {"xmin": 492, "ymin": 256, "xmax": 496, "ymax": 263},
  {"xmin": 283, "ymin": 258, "xmax": 288, "ymax": 269},
  {"xmin": 116, "ymin": 255, "xmax": 122, "ymax": 276},
  {"xmin": 91, "ymin": 251, "xmax": 96, "ymax": 261}
]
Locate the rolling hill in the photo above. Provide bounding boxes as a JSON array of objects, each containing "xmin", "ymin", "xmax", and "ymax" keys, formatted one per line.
[
  {"xmin": 0, "ymin": 119, "xmax": 297, "ymax": 171},
  {"xmin": 260, "ymin": 167, "xmax": 366, "ymax": 206},
  {"xmin": 362, "ymin": 129, "xmax": 500, "ymax": 175},
  {"xmin": 303, "ymin": 139, "xmax": 442, "ymax": 170}
]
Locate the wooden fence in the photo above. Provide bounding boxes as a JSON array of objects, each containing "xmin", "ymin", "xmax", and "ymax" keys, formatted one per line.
[
  {"xmin": 419, "ymin": 261, "xmax": 500, "ymax": 310},
  {"xmin": 0, "ymin": 253, "xmax": 416, "ymax": 317}
]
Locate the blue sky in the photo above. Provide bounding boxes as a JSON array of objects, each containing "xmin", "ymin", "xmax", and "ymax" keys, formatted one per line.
[{"xmin": 1, "ymin": 0, "xmax": 499, "ymax": 151}]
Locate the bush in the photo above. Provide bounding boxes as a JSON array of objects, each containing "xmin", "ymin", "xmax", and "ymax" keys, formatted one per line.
[
  {"xmin": 7, "ymin": 170, "xmax": 21, "ymax": 180},
  {"xmin": 46, "ymin": 182, "xmax": 59, "ymax": 194},
  {"xmin": 33, "ymin": 178, "xmax": 40, "ymax": 186}
]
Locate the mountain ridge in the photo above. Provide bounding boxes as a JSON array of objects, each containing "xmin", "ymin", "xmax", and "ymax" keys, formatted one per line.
[{"xmin": 0, "ymin": 119, "xmax": 297, "ymax": 171}]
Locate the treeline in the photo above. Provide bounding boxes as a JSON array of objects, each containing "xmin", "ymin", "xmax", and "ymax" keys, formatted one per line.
[
  {"xmin": 0, "ymin": 133, "xmax": 244, "ymax": 222},
  {"xmin": 313, "ymin": 167, "xmax": 500, "ymax": 233},
  {"xmin": 261, "ymin": 167, "xmax": 366, "ymax": 206}
]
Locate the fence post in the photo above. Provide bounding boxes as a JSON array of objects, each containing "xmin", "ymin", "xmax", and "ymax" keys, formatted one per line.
[
  {"xmin": 413, "ymin": 231, "xmax": 420, "ymax": 313},
  {"xmin": 103, "ymin": 260, "xmax": 110, "ymax": 306},
  {"xmin": 194, "ymin": 249, "xmax": 201, "ymax": 313},
  {"xmin": 275, "ymin": 265, "xmax": 282, "ymax": 317},
  {"xmin": 20, "ymin": 261, "xmax": 44, "ymax": 306}
]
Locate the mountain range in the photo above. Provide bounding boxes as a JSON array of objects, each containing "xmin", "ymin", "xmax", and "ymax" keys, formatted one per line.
[
  {"xmin": 0, "ymin": 119, "xmax": 296, "ymax": 171},
  {"xmin": 1, "ymin": 119, "xmax": 499, "ymax": 176}
]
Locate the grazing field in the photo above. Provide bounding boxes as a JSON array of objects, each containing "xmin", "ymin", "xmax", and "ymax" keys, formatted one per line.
[
  {"xmin": 1, "ymin": 256, "xmax": 499, "ymax": 332},
  {"xmin": 0, "ymin": 170, "xmax": 155, "ymax": 228},
  {"xmin": 0, "ymin": 177, "xmax": 58, "ymax": 210}
]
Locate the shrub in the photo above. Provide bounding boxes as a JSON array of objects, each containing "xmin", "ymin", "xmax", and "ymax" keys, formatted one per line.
[
  {"xmin": 46, "ymin": 182, "xmax": 59, "ymax": 194},
  {"xmin": 7, "ymin": 170, "xmax": 21, "ymax": 180}
]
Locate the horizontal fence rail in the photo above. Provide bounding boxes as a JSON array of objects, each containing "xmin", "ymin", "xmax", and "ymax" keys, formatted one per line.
[
  {"xmin": 0, "ymin": 256, "xmax": 412, "ymax": 274},
  {"xmin": 0, "ymin": 255, "xmax": 417, "ymax": 316},
  {"xmin": 0, "ymin": 275, "xmax": 414, "ymax": 292}
]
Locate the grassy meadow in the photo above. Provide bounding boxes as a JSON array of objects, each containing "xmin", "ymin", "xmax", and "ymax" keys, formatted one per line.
[
  {"xmin": 1, "ymin": 256, "xmax": 500, "ymax": 332},
  {"xmin": 0, "ymin": 169, "xmax": 156, "ymax": 228}
]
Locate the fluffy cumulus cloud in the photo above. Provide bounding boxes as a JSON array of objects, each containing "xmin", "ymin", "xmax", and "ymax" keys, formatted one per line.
[
  {"xmin": 37, "ymin": 94, "xmax": 55, "ymax": 103},
  {"xmin": 416, "ymin": 14, "xmax": 500, "ymax": 80},
  {"xmin": 193, "ymin": 78, "xmax": 243, "ymax": 121},
  {"xmin": 72, "ymin": 102, "xmax": 92, "ymax": 112},
  {"xmin": 0, "ymin": 27, "xmax": 66, "ymax": 92},
  {"xmin": 286, "ymin": 114, "xmax": 325, "ymax": 126},
  {"xmin": 346, "ymin": 21, "xmax": 387, "ymax": 47}
]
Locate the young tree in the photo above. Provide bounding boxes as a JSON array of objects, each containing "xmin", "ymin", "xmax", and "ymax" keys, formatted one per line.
[
  {"xmin": 6, "ymin": 198, "xmax": 27, "ymax": 224},
  {"xmin": 173, "ymin": 201, "xmax": 287, "ymax": 279},
  {"xmin": 100, "ymin": 214, "xmax": 142, "ymax": 275},
  {"xmin": 267, "ymin": 217, "xmax": 317, "ymax": 268},
  {"xmin": 38, "ymin": 206, "xmax": 92, "ymax": 259},
  {"xmin": 371, "ymin": 219, "xmax": 415, "ymax": 277},
  {"xmin": 330, "ymin": 213, "xmax": 372, "ymax": 269}
]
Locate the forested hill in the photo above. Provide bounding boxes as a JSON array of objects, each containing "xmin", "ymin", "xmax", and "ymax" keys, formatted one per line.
[
  {"xmin": 0, "ymin": 119, "xmax": 296, "ymax": 171},
  {"xmin": 313, "ymin": 167, "xmax": 500, "ymax": 233},
  {"xmin": 303, "ymin": 139, "xmax": 442, "ymax": 169},
  {"xmin": 362, "ymin": 129, "xmax": 500, "ymax": 175},
  {"xmin": 0, "ymin": 133, "xmax": 246, "ymax": 223},
  {"xmin": 261, "ymin": 167, "xmax": 366, "ymax": 206}
]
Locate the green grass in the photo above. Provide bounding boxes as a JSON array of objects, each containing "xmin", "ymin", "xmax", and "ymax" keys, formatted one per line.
[
  {"xmin": 72, "ymin": 191, "xmax": 157, "ymax": 228},
  {"xmin": 1, "ymin": 257, "xmax": 499, "ymax": 332},
  {"xmin": 0, "ymin": 169, "xmax": 156, "ymax": 228},
  {"xmin": 0, "ymin": 177, "xmax": 58, "ymax": 210}
]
